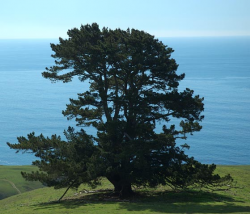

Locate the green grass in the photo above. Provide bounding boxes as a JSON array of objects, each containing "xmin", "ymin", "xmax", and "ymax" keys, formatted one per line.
[
  {"xmin": 0, "ymin": 165, "xmax": 44, "ymax": 199},
  {"xmin": 0, "ymin": 165, "xmax": 250, "ymax": 213}
]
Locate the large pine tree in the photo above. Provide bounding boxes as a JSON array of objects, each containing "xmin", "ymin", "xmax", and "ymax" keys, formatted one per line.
[{"xmin": 8, "ymin": 23, "xmax": 232, "ymax": 198}]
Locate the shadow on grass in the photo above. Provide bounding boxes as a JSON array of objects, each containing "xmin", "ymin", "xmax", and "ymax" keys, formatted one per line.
[{"xmin": 32, "ymin": 190, "xmax": 250, "ymax": 213}]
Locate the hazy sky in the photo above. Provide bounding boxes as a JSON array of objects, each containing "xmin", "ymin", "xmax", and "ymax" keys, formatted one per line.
[{"xmin": 1, "ymin": 0, "xmax": 250, "ymax": 39}]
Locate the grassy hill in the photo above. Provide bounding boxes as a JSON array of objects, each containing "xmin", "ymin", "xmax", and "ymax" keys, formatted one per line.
[
  {"xmin": 0, "ymin": 165, "xmax": 250, "ymax": 213},
  {"xmin": 0, "ymin": 165, "xmax": 44, "ymax": 200}
]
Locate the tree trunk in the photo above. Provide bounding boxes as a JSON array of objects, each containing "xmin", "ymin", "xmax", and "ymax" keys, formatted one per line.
[
  {"xmin": 107, "ymin": 175, "xmax": 134, "ymax": 198},
  {"xmin": 114, "ymin": 182, "xmax": 133, "ymax": 198}
]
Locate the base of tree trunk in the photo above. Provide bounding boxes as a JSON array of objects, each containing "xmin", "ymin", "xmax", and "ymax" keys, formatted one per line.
[
  {"xmin": 114, "ymin": 183, "xmax": 134, "ymax": 198},
  {"xmin": 108, "ymin": 176, "xmax": 134, "ymax": 198}
]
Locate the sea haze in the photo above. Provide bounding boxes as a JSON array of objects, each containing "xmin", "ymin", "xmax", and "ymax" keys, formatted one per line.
[{"xmin": 0, "ymin": 37, "xmax": 249, "ymax": 165}]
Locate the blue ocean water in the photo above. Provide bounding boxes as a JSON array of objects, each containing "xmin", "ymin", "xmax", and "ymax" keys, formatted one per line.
[{"xmin": 0, "ymin": 37, "xmax": 249, "ymax": 165}]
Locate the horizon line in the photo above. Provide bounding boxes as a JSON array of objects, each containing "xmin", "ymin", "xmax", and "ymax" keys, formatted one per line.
[{"xmin": 0, "ymin": 35, "xmax": 250, "ymax": 40}]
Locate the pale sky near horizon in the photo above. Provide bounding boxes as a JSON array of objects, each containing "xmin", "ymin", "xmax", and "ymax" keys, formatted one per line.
[{"xmin": 0, "ymin": 0, "xmax": 250, "ymax": 39}]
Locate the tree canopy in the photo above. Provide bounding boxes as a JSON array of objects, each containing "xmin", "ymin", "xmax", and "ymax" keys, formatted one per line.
[{"xmin": 7, "ymin": 23, "xmax": 232, "ymax": 198}]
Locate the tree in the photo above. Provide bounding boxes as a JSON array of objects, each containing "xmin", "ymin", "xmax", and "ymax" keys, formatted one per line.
[{"xmin": 8, "ymin": 23, "xmax": 232, "ymax": 198}]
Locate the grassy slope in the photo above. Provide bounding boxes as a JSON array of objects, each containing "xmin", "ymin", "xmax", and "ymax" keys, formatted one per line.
[
  {"xmin": 0, "ymin": 165, "xmax": 250, "ymax": 214},
  {"xmin": 0, "ymin": 165, "xmax": 44, "ymax": 199}
]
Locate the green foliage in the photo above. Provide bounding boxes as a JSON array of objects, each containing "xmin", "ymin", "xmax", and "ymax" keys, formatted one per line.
[
  {"xmin": 7, "ymin": 23, "xmax": 232, "ymax": 197},
  {"xmin": 7, "ymin": 128, "xmax": 101, "ymax": 190}
]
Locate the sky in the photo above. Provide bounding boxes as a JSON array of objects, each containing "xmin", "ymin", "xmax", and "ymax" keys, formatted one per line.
[{"xmin": 0, "ymin": 0, "xmax": 250, "ymax": 39}]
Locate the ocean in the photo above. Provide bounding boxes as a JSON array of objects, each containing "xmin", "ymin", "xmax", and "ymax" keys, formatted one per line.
[{"xmin": 0, "ymin": 37, "xmax": 249, "ymax": 165}]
